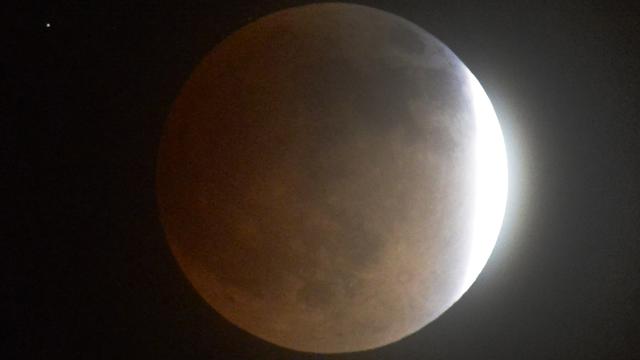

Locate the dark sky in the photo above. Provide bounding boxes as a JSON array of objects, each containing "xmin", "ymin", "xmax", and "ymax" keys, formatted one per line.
[{"xmin": 7, "ymin": 1, "xmax": 640, "ymax": 359}]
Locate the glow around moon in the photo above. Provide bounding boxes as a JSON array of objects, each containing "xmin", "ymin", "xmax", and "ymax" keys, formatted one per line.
[{"xmin": 156, "ymin": 3, "xmax": 508, "ymax": 354}]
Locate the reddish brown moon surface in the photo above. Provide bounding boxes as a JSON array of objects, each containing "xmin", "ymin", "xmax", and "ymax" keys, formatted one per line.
[{"xmin": 157, "ymin": 3, "xmax": 507, "ymax": 354}]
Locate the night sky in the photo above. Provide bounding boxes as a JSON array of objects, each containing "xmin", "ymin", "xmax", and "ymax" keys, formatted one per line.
[{"xmin": 7, "ymin": 1, "xmax": 640, "ymax": 359}]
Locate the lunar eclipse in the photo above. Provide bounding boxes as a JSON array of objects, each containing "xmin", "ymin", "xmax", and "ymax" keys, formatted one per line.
[{"xmin": 156, "ymin": 3, "xmax": 506, "ymax": 353}]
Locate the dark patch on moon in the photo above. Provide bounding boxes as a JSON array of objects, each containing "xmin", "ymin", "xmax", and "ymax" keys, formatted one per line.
[
  {"xmin": 297, "ymin": 279, "xmax": 336, "ymax": 308},
  {"xmin": 388, "ymin": 22, "xmax": 427, "ymax": 54}
]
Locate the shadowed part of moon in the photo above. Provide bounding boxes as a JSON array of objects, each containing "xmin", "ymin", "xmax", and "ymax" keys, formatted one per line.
[{"xmin": 156, "ymin": 3, "xmax": 505, "ymax": 354}]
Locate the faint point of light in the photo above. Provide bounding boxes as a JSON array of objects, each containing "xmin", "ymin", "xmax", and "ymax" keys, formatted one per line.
[
  {"xmin": 460, "ymin": 69, "xmax": 508, "ymax": 294},
  {"xmin": 45, "ymin": 22, "xmax": 51, "ymax": 28}
]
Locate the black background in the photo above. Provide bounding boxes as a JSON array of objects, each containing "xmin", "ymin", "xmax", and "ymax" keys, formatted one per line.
[{"xmin": 6, "ymin": 1, "xmax": 640, "ymax": 359}]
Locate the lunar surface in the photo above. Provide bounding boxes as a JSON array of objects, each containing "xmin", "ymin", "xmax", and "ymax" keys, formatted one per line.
[{"xmin": 156, "ymin": 3, "xmax": 507, "ymax": 353}]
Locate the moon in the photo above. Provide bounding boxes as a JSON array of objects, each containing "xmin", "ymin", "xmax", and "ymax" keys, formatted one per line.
[{"xmin": 156, "ymin": 3, "xmax": 507, "ymax": 353}]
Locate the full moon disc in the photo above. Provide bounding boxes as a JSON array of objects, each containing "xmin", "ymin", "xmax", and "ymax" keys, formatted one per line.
[{"xmin": 157, "ymin": 3, "xmax": 507, "ymax": 353}]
